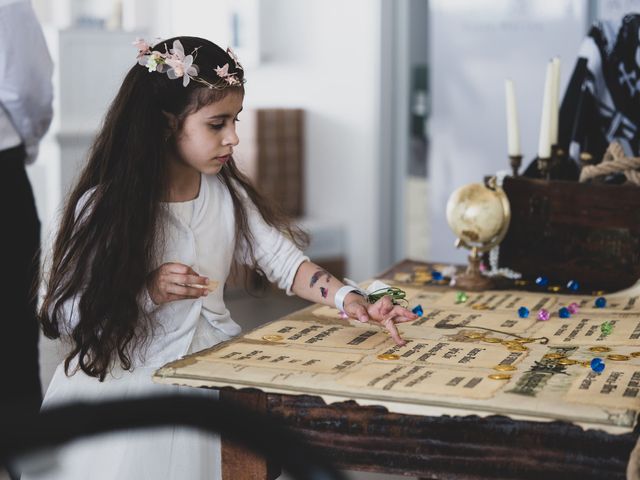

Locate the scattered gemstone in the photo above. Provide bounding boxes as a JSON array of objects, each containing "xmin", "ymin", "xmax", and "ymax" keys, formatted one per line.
[
  {"xmin": 559, "ymin": 307, "xmax": 571, "ymax": 318},
  {"xmin": 590, "ymin": 357, "xmax": 605, "ymax": 373},
  {"xmin": 517, "ymin": 306, "xmax": 529, "ymax": 318},
  {"xmin": 547, "ymin": 285, "xmax": 561, "ymax": 292},
  {"xmin": 431, "ymin": 270, "xmax": 443, "ymax": 281},
  {"xmin": 600, "ymin": 321, "xmax": 613, "ymax": 336},
  {"xmin": 456, "ymin": 291, "xmax": 468, "ymax": 303},
  {"xmin": 567, "ymin": 280, "xmax": 580, "ymax": 292},
  {"xmin": 567, "ymin": 302, "xmax": 579, "ymax": 314},
  {"xmin": 537, "ymin": 309, "xmax": 550, "ymax": 321},
  {"xmin": 412, "ymin": 305, "xmax": 424, "ymax": 317},
  {"xmin": 595, "ymin": 297, "xmax": 607, "ymax": 308},
  {"xmin": 535, "ymin": 276, "xmax": 549, "ymax": 287}
]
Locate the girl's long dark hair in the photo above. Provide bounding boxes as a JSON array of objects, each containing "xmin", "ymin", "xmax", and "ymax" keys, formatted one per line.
[{"xmin": 40, "ymin": 37, "xmax": 307, "ymax": 380}]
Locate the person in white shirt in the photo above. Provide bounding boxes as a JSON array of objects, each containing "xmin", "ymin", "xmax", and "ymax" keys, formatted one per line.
[
  {"xmin": 0, "ymin": 0, "xmax": 53, "ymax": 415},
  {"xmin": 29, "ymin": 36, "xmax": 418, "ymax": 479}
]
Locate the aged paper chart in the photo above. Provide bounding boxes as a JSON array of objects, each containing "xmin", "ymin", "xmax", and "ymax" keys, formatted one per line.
[{"xmin": 154, "ymin": 285, "xmax": 640, "ymax": 433}]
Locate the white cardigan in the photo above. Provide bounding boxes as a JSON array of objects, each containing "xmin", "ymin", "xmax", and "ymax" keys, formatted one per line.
[{"xmin": 60, "ymin": 173, "xmax": 308, "ymax": 367}]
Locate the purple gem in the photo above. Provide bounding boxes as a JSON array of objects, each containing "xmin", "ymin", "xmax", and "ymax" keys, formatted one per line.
[
  {"xmin": 595, "ymin": 297, "xmax": 607, "ymax": 308},
  {"xmin": 535, "ymin": 276, "xmax": 549, "ymax": 287},
  {"xmin": 567, "ymin": 302, "xmax": 579, "ymax": 314},
  {"xmin": 559, "ymin": 307, "xmax": 570, "ymax": 318},
  {"xmin": 590, "ymin": 358, "xmax": 605, "ymax": 373},
  {"xmin": 517, "ymin": 307, "xmax": 529, "ymax": 318},
  {"xmin": 537, "ymin": 309, "xmax": 550, "ymax": 321}
]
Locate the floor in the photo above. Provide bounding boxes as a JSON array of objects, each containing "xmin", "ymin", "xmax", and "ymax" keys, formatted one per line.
[{"xmin": 3, "ymin": 287, "xmax": 411, "ymax": 480}]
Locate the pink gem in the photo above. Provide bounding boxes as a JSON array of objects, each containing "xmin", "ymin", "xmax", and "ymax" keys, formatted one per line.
[
  {"xmin": 339, "ymin": 311, "xmax": 349, "ymax": 319},
  {"xmin": 537, "ymin": 309, "xmax": 550, "ymax": 321},
  {"xmin": 567, "ymin": 302, "xmax": 579, "ymax": 314}
]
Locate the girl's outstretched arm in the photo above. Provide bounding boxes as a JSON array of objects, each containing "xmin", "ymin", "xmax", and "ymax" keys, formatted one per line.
[{"xmin": 290, "ymin": 261, "xmax": 418, "ymax": 345}]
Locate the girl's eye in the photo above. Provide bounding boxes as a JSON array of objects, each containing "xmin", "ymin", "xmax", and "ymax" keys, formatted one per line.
[{"xmin": 209, "ymin": 123, "xmax": 224, "ymax": 130}]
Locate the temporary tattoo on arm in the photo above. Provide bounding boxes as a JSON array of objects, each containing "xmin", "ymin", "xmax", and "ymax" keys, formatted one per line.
[
  {"xmin": 310, "ymin": 269, "xmax": 330, "ymax": 288},
  {"xmin": 320, "ymin": 287, "xmax": 328, "ymax": 298}
]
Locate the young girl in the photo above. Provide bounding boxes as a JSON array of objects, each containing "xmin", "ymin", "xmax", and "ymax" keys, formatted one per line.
[{"xmin": 33, "ymin": 36, "xmax": 418, "ymax": 479}]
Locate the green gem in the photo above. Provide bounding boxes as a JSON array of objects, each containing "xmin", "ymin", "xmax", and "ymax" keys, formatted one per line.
[
  {"xmin": 600, "ymin": 321, "xmax": 613, "ymax": 336},
  {"xmin": 456, "ymin": 291, "xmax": 468, "ymax": 303}
]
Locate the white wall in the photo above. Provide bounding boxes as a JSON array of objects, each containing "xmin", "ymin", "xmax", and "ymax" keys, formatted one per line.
[{"xmin": 248, "ymin": 0, "xmax": 383, "ymax": 280}]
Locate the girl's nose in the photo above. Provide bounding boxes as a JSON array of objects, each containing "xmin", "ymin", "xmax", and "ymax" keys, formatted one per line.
[{"xmin": 223, "ymin": 127, "xmax": 239, "ymax": 147}]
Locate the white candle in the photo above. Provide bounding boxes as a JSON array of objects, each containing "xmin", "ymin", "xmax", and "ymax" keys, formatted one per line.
[
  {"xmin": 537, "ymin": 61, "xmax": 553, "ymax": 158},
  {"xmin": 505, "ymin": 79, "xmax": 520, "ymax": 156},
  {"xmin": 549, "ymin": 57, "xmax": 561, "ymax": 145}
]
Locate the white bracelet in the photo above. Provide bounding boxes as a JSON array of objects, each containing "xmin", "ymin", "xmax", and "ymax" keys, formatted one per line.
[{"xmin": 334, "ymin": 285, "xmax": 365, "ymax": 312}]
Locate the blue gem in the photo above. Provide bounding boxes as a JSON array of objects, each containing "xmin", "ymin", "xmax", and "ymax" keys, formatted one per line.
[
  {"xmin": 431, "ymin": 270, "xmax": 443, "ymax": 281},
  {"xmin": 567, "ymin": 280, "xmax": 580, "ymax": 291},
  {"xmin": 535, "ymin": 276, "xmax": 549, "ymax": 287},
  {"xmin": 517, "ymin": 307, "xmax": 529, "ymax": 318},
  {"xmin": 595, "ymin": 297, "xmax": 607, "ymax": 308},
  {"xmin": 559, "ymin": 307, "xmax": 571, "ymax": 318},
  {"xmin": 412, "ymin": 305, "xmax": 424, "ymax": 317},
  {"xmin": 590, "ymin": 358, "xmax": 605, "ymax": 373}
]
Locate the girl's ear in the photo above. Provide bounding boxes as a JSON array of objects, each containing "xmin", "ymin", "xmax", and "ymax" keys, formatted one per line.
[{"xmin": 162, "ymin": 111, "xmax": 178, "ymax": 139}]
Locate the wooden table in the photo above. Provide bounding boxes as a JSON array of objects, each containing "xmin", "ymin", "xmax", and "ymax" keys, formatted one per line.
[
  {"xmin": 220, "ymin": 388, "xmax": 636, "ymax": 480},
  {"xmin": 217, "ymin": 260, "xmax": 638, "ymax": 479}
]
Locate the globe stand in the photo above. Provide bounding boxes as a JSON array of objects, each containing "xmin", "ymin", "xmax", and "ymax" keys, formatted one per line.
[
  {"xmin": 447, "ymin": 177, "xmax": 511, "ymax": 292},
  {"xmin": 453, "ymin": 245, "xmax": 495, "ymax": 291}
]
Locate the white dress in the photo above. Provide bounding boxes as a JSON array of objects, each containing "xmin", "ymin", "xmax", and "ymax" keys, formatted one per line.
[{"xmin": 23, "ymin": 173, "xmax": 308, "ymax": 480}]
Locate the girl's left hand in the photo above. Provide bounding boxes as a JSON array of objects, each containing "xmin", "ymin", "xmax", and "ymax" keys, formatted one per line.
[{"xmin": 343, "ymin": 295, "xmax": 418, "ymax": 346}]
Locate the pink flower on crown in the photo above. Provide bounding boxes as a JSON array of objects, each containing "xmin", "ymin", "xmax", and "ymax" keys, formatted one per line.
[
  {"xmin": 133, "ymin": 38, "xmax": 152, "ymax": 57},
  {"xmin": 215, "ymin": 63, "xmax": 241, "ymax": 85},
  {"xmin": 226, "ymin": 47, "xmax": 243, "ymax": 70},
  {"xmin": 165, "ymin": 40, "xmax": 199, "ymax": 86},
  {"xmin": 224, "ymin": 75, "xmax": 240, "ymax": 86},
  {"xmin": 215, "ymin": 63, "xmax": 230, "ymax": 78}
]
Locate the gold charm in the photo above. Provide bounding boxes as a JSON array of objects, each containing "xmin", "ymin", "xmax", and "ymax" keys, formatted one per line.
[
  {"xmin": 483, "ymin": 337, "xmax": 503, "ymax": 343},
  {"xmin": 377, "ymin": 353, "xmax": 400, "ymax": 361},
  {"xmin": 607, "ymin": 354, "xmax": 630, "ymax": 361},
  {"xmin": 262, "ymin": 334, "xmax": 284, "ymax": 342},
  {"xmin": 507, "ymin": 345, "xmax": 528, "ymax": 352},
  {"xmin": 465, "ymin": 332, "xmax": 486, "ymax": 339},
  {"xmin": 588, "ymin": 346, "xmax": 612, "ymax": 353},
  {"xmin": 543, "ymin": 353, "xmax": 566, "ymax": 359},
  {"xmin": 488, "ymin": 373, "xmax": 512, "ymax": 380},
  {"xmin": 493, "ymin": 364, "xmax": 517, "ymax": 372},
  {"xmin": 472, "ymin": 303, "xmax": 491, "ymax": 310},
  {"xmin": 557, "ymin": 358, "xmax": 578, "ymax": 365}
]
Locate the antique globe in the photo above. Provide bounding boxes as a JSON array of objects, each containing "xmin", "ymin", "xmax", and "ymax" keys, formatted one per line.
[{"xmin": 445, "ymin": 179, "xmax": 511, "ymax": 290}]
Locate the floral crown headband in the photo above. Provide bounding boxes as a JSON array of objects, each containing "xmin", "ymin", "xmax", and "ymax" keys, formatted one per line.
[{"xmin": 133, "ymin": 38, "xmax": 245, "ymax": 89}]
